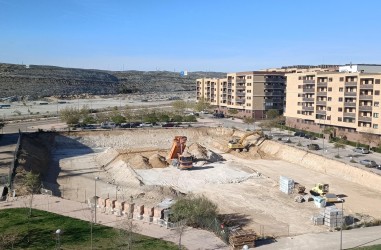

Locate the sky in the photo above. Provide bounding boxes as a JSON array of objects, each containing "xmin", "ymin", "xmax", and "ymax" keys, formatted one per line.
[{"xmin": 1, "ymin": 0, "xmax": 381, "ymax": 72}]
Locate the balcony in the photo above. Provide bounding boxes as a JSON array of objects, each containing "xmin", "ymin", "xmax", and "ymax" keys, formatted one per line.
[
  {"xmin": 316, "ymin": 92, "xmax": 327, "ymax": 96},
  {"xmin": 344, "ymin": 102, "xmax": 356, "ymax": 107},
  {"xmin": 359, "ymin": 95, "xmax": 373, "ymax": 100},
  {"xmin": 236, "ymin": 79, "xmax": 246, "ymax": 84},
  {"xmin": 343, "ymin": 112, "xmax": 356, "ymax": 118},
  {"xmin": 316, "ymin": 101, "xmax": 327, "ymax": 106},
  {"xmin": 236, "ymin": 85, "xmax": 245, "ymax": 90},
  {"xmin": 303, "ymin": 97, "xmax": 314, "ymax": 102},
  {"xmin": 317, "ymin": 82, "xmax": 327, "ymax": 87},
  {"xmin": 360, "ymin": 84, "xmax": 374, "ymax": 90},
  {"xmin": 344, "ymin": 92, "xmax": 357, "ymax": 97},
  {"xmin": 302, "ymin": 88, "xmax": 315, "ymax": 93},
  {"xmin": 303, "ymin": 79, "xmax": 315, "ymax": 84},
  {"xmin": 345, "ymin": 81, "xmax": 358, "ymax": 86},
  {"xmin": 359, "ymin": 105, "xmax": 373, "ymax": 111},
  {"xmin": 302, "ymin": 106, "xmax": 314, "ymax": 111},
  {"xmin": 236, "ymin": 92, "xmax": 246, "ymax": 97},
  {"xmin": 358, "ymin": 116, "xmax": 372, "ymax": 122},
  {"xmin": 316, "ymin": 110, "xmax": 326, "ymax": 115},
  {"xmin": 236, "ymin": 99, "xmax": 245, "ymax": 104}
]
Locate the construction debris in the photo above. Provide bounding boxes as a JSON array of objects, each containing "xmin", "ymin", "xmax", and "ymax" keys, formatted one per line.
[
  {"xmin": 294, "ymin": 183, "xmax": 306, "ymax": 194},
  {"xmin": 311, "ymin": 214, "xmax": 325, "ymax": 225},
  {"xmin": 229, "ymin": 229, "xmax": 256, "ymax": 249},
  {"xmin": 294, "ymin": 195, "xmax": 305, "ymax": 203},
  {"xmin": 321, "ymin": 206, "xmax": 343, "ymax": 228}
]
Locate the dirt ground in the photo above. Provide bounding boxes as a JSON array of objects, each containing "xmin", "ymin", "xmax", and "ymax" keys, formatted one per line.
[{"xmin": 42, "ymin": 127, "xmax": 381, "ymax": 237}]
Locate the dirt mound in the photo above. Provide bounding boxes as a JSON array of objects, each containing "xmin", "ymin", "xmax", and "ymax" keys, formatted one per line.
[
  {"xmin": 188, "ymin": 143, "xmax": 224, "ymax": 162},
  {"xmin": 128, "ymin": 155, "xmax": 152, "ymax": 169},
  {"xmin": 148, "ymin": 154, "xmax": 167, "ymax": 168}
]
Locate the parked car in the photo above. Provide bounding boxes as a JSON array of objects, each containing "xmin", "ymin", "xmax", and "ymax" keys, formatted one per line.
[
  {"xmin": 353, "ymin": 147, "xmax": 370, "ymax": 154},
  {"xmin": 359, "ymin": 159, "xmax": 377, "ymax": 168},
  {"xmin": 376, "ymin": 164, "xmax": 381, "ymax": 170},
  {"xmin": 307, "ymin": 144, "xmax": 320, "ymax": 150},
  {"xmin": 162, "ymin": 123, "xmax": 175, "ymax": 128},
  {"xmin": 299, "ymin": 132, "xmax": 306, "ymax": 137},
  {"xmin": 139, "ymin": 123, "xmax": 153, "ymax": 127},
  {"xmin": 294, "ymin": 132, "xmax": 301, "ymax": 136},
  {"xmin": 305, "ymin": 134, "xmax": 317, "ymax": 140}
]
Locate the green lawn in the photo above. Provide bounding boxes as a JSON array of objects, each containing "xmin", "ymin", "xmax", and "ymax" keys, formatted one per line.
[
  {"xmin": 354, "ymin": 245, "xmax": 381, "ymax": 250},
  {"xmin": 0, "ymin": 208, "xmax": 178, "ymax": 249}
]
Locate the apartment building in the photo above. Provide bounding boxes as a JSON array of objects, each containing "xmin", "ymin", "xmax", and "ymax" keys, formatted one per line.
[
  {"xmin": 284, "ymin": 64, "xmax": 381, "ymax": 143},
  {"xmin": 197, "ymin": 71, "xmax": 286, "ymax": 119}
]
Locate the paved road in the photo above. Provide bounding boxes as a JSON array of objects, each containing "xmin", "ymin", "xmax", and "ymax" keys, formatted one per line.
[
  {"xmin": 0, "ymin": 195, "xmax": 228, "ymax": 250},
  {"xmin": 257, "ymin": 225, "xmax": 381, "ymax": 250}
]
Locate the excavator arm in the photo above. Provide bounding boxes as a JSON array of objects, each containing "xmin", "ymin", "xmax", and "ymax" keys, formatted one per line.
[{"xmin": 168, "ymin": 136, "xmax": 187, "ymax": 160}]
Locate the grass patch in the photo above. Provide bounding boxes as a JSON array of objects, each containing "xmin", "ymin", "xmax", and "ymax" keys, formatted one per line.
[
  {"xmin": 0, "ymin": 208, "xmax": 177, "ymax": 249},
  {"xmin": 353, "ymin": 245, "xmax": 381, "ymax": 250}
]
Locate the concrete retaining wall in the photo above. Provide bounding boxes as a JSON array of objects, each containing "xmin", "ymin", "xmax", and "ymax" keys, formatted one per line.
[{"xmin": 259, "ymin": 140, "xmax": 381, "ymax": 192}]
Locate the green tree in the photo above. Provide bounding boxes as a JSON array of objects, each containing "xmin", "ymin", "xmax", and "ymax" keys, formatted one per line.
[
  {"xmin": 183, "ymin": 115, "xmax": 197, "ymax": 122},
  {"xmin": 110, "ymin": 111, "xmax": 126, "ymax": 125},
  {"xmin": 243, "ymin": 117, "xmax": 255, "ymax": 130},
  {"xmin": 82, "ymin": 115, "xmax": 96, "ymax": 125},
  {"xmin": 172, "ymin": 115, "xmax": 183, "ymax": 122},
  {"xmin": 158, "ymin": 113, "xmax": 170, "ymax": 122},
  {"xmin": 171, "ymin": 100, "xmax": 188, "ymax": 114},
  {"xmin": 194, "ymin": 98, "xmax": 211, "ymax": 112},
  {"xmin": 143, "ymin": 112, "xmax": 159, "ymax": 124},
  {"xmin": 334, "ymin": 138, "xmax": 346, "ymax": 158},
  {"xmin": 266, "ymin": 109, "xmax": 279, "ymax": 119},
  {"xmin": 60, "ymin": 107, "xmax": 81, "ymax": 125},
  {"xmin": 228, "ymin": 109, "xmax": 238, "ymax": 115},
  {"xmin": 171, "ymin": 195, "xmax": 218, "ymax": 227}
]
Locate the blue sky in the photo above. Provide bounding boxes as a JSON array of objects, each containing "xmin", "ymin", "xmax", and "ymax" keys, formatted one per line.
[{"xmin": 1, "ymin": 0, "xmax": 381, "ymax": 72}]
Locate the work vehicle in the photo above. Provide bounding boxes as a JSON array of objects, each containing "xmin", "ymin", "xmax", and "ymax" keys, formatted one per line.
[
  {"xmin": 310, "ymin": 183, "xmax": 329, "ymax": 196},
  {"xmin": 353, "ymin": 147, "xmax": 369, "ymax": 154},
  {"xmin": 167, "ymin": 136, "xmax": 193, "ymax": 170},
  {"xmin": 228, "ymin": 130, "xmax": 263, "ymax": 152},
  {"xmin": 307, "ymin": 144, "xmax": 320, "ymax": 150},
  {"xmin": 359, "ymin": 159, "xmax": 377, "ymax": 168},
  {"xmin": 294, "ymin": 183, "xmax": 306, "ymax": 194},
  {"xmin": 324, "ymin": 193, "xmax": 342, "ymax": 203}
]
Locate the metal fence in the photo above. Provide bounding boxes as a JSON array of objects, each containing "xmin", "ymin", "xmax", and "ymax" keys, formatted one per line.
[{"xmin": 8, "ymin": 131, "xmax": 22, "ymax": 191}]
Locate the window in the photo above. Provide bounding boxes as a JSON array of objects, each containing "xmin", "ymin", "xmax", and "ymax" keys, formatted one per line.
[
  {"xmin": 338, "ymin": 107, "xmax": 343, "ymax": 112},
  {"xmin": 376, "ymin": 90, "xmax": 380, "ymax": 95},
  {"xmin": 328, "ymin": 97, "xmax": 332, "ymax": 101},
  {"xmin": 338, "ymin": 117, "xmax": 342, "ymax": 121},
  {"xmin": 375, "ymin": 102, "xmax": 379, "ymax": 107},
  {"xmin": 374, "ymin": 113, "xmax": 379, "ymax": 118},
  {"xmin": 340, "ymin": 77, "xmax": 344, "ymax": 82},
  {"xmin": 339, "ymin": 88, "xmax": 343, "ymax": 92},
  {"xmin": 247, "ymin": 83, "xmax": 252, "ymax": 86},
  {"xmin": 327, "ymin": 107, "xmax": 331, "ymax": 111},
  {"xmin": 297, "ymin": 102, "xmax": 302, "ymax": 106},
  {"xmin": 376, "ymin": 79, "xmax": 380, "ymax": 84},
  {"xmin": 298, "ymin": 76, "xmax": 302, "ymax": 80},
  {"xmin": 247, "ymin": 90, "xmax": 251, "ymax": 93},
  {"xmin": 247, "ymin": 76, "xmax": 252, "ymax": 79},
  {"xmin": 297, "ymin": 110, "xmax": 301, "ymax": 114},
  {"xmin": 339, "ymin": 97, "xmax": 343, "ymax": 102},
  {"xmin": 328, "ymin": 87, "xmax": 332, "ymax": 92},
  {"xmin": 329, "ymin": 78, "xmax": 333, "ymax": 82},
  {"xmin": 373, "ymin": 124, "xmax": 379, "ymax": 129}
]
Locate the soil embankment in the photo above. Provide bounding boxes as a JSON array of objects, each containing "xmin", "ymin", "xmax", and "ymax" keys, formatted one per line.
[{"xmin": 259, "ymin": 140, "xmax": 381, "ymax": 192}]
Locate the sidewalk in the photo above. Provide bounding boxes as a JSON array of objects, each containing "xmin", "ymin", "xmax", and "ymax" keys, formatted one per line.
[{"xmin": 0, "ymin": 195, "xmax": 228, "ymax": 250}]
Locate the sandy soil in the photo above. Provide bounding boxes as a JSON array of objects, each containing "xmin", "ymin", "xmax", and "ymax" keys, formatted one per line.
[{"xmin": 48, "ymin": 128, "xmax": 381, "ymax": 237}]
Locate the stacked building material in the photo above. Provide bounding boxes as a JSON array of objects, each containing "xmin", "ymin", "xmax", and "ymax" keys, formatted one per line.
[
  {"xmin": 322, "ymin": 206, "xmax": 343, "ymax": 228},
  {"xmin": 312, "ymin": 214, "xmax": 324, "ymax": 225},
  {"xmin": 279, "ymin": 176, "xmax": 294, "ymax": 194},
  {"xmin": 229, "ymin": 229, "xmax": 256, "ymax": 249}
]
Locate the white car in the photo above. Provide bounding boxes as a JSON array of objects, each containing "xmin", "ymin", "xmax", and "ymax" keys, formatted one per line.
[{"xmin": 353, "ymin": 147, "xmax": 369, "ymax": 154}]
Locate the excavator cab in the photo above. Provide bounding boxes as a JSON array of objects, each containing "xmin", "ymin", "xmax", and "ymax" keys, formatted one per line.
[
  {"xmin": 167, "ymin": 136, "xmax": 193, "ymax": 170},
  {"xmin": 310, "ymin": 183, "xmax": 329, "ymax": 196}
]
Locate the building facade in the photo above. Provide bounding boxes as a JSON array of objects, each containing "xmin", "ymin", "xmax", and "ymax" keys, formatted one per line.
[
  {"xmin": 284, "ymin": 64, "xmax": 381, "ymax": 144},
  {"xmin": 197, "ymin": 71, "xmax": 286, "ymax": 119}
]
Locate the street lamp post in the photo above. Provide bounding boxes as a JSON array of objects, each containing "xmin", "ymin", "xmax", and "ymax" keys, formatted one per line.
[
  {"xmin": 55, "ymin": 229, "xmax": 61, "ymax": 250},
  {"xmin": 340, "ymin": 199, "xmax": 345, "ymax": 250},
  {"xmin": 94, "ymin": 176, "xmax": 99, "ymax": 224}
]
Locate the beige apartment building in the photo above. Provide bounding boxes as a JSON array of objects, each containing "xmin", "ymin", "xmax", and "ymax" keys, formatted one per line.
[
  {"xmin": 284, "ymin": 64, "xmax": 381, "ymax": 143},
  {"xmin": 196, "ymin": 71, "xmax": 286, "ymax": 119}
]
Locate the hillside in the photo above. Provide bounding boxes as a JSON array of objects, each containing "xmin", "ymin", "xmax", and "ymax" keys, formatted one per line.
[{"xmin": 0, "ymin": 63, "xmax": 225, "ymax": 99}]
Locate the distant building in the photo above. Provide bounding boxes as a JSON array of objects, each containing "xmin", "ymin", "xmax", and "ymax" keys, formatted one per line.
[
  {"xmin": 284, "ymin": 64, "xmax": 381, "ymax": 143},
  {"xmin": 197, "ymin": 71, "xmax": 286, "ymax": 119}
]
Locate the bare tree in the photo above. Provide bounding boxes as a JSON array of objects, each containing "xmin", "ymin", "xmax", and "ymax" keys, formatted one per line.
[
  {"xmin": 0, "ymin": 232, "xmax": 19, "ymax": 249},
  {"xmin": 334, "ymin": 138, "xmax": 346, "ymax": 158},
  {"xmin": 361, "ymin": 130, "xmax": 375, "ymax": 150}
]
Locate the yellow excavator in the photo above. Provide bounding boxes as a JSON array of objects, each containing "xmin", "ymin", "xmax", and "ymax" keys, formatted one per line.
[
  {"xmin": 228, "ymin": 130, "xmax": 264, "ymax": 152},
  {"xmin": 310, "ymin": 183, "xmax": 329, "ymax": 196},
  {"xmin": 167, "ymin": 136, "xmax": 193, "ymax": 170}
]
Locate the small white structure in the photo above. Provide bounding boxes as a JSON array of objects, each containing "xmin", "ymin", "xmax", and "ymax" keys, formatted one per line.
[{"xmin": 339, "ymin": 64, "xmax": 381, "ymax": 73}]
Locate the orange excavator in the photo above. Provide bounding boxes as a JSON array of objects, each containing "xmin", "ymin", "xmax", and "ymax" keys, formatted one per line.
[{"xmin": 167, "ymin": 136, "xmax": 193, "ymax": 170}]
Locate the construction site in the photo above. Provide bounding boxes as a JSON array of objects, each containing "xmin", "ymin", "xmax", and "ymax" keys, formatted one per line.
[{"xmin": 10, "ymin": 126, "xmax": 381, "ymax": 247}]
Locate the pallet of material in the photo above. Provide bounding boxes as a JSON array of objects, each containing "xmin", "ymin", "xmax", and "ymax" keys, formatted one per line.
[{"xmin": 229, "ymin": 230, "xmax": 256, "ymax": 249}]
